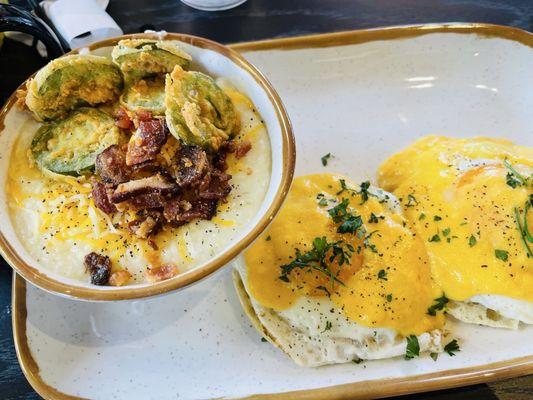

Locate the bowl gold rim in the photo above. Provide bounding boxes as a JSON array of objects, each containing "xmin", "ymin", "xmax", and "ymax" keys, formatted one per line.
[{"xmin": 0, "ymin": 32, "xmax": 296, "ymax": 301}]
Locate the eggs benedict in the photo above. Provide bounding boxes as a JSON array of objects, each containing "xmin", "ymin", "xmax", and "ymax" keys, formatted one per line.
[
  {"xmin": 233, "ymin": 174, "xmax": 445, "ymax": 366},
  {"xmin": 378, "ymin": 136, "xmax": 532, "ymax": 329}
]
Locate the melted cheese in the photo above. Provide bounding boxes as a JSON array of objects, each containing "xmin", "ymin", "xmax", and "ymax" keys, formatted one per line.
[
  {"xmin": 244, "ymin": 174, "xmax": 444, "ymax": 336},
  {"xmin": 378, "ymin": 136, "xmax": 533, "ymax": 302}
]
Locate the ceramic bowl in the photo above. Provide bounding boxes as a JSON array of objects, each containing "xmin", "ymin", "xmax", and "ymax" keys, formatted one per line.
[{"xmin": 0, "ymin": 32, "xmax": 295, "ymax": 301}]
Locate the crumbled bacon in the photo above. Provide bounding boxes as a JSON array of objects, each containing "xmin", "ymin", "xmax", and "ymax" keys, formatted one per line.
[
  {"xmin": 128, "ymin": 214, "xmax": 161, "ymax": 238},
  {"xmin": 95, "ymin": 145, "xmax": 131, "ymax": 185},
  {"xmin": 126, "ymin": 118, "xmax": 169, "ymax": 166},
  {"xmin": 109, "ymin": 270, "xmax": 132, "ymax": 287},
  {"xmin": 164, "ymin": 198, "xmax": 217, "ymax": 224},
  {"xmin": 111, "ymin": 174, "xmax": 179, "ymax": 204},
  {"xmin": 172, "ymin": 145, "xmax": 208, "ymax": 187},
  {"xmin": 91, "ymin": 179, "xmax": 117, "ymax": 214},
  {"xmin": 145, "ymin": 264, "xmax": 179, "ymax": 282},
  {"xmin": 234, "ymin": 140, "xmax": 252, "ymax": 159},
  {"xmin": 84, "ymin": 252, "xmax": 111, "ymax": 285},
  {"xmin": 198, "ymin": 170, "xmax": 232, "ymax": 200},
  {"xmin": 115, "ymin": 107, "xmax": 133, "ymax": 130},
  {"xmin": 125, "ymin": 192, "xmax": 166, "ymax": 210}
]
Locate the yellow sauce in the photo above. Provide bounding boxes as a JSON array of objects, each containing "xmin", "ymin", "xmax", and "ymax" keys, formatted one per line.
[
  {"xmin": 245, "ymin": 174, "xmax": 444, "ymax": 336},
  {"xmin": 378, "ymin": 136, "xmax": 533, "ymax": 302}
]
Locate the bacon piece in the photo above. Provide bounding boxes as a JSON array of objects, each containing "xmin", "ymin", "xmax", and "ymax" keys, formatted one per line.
[
  {"xmin": 111, "ymin": 174, "xmax": 178, "ymax": 203},
  {"xmin": 109, "ymin": 270, "xmax": 132, "ymax": 287},
  {"xmin": 164, "ymin": 198, "xmax": 217, "ymax": 224},
  {"xmin": 115, "ymin": 107, "xmax": 133, "ymax": 130},
  {"xmin": 91, "ymin": 180, "xmax": 117, "ymax": 214},
  {"xmin": 84, "ymin": 252, "xmax": 111, "ymax": 285},
  {"xmin": 172, "ymin": 145, "xmax": 208, "ymax": 187},
  {"xmin": 145, "ymin": 264, "xmax": 179, "ymax": 283},
  {"xmin": 95, "ymin": 145, "xmax": 131, "ymax": 185},
  {"xmin": 126, "ymin": 192, "xmax": 166, "ymax": 210},
  {"xmin": 126, "ymin": 118, "xmax": 169, "ymax": 166},
  {"xmin": 128, "ymin": 214, "xmax": 161, "ymax": 238},
  {"xmin": 198, "ymin": 170, "xmax": 232, "ymax": 200},
  {"xmin": 234, "ymin": 140, "xmax": 252, "ymax": 159}
]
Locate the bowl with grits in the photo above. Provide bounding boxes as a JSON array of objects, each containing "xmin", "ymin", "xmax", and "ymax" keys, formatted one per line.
[{"xmin": 0, "ymin": 32, "xmax": 295, "ymax": 301}]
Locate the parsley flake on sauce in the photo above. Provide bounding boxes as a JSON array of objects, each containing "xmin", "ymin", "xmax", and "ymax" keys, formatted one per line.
[
  {"xmin": 321, "ymin": 153, "xmax": 331, "ymax": 166},
  {"xmin": 495, "ymin": 249, "xmax": 509, "ymax": 262},
  {"xmin": 504, "ymin": 159, "xmax": 531, "ymax": 188},
  {"xmin": 279, "ymin": 236, "xmax": 353, "ymax": 288},
  {"xmin": 429, "ymin": 234, "xmax": 441, "ymax": 243},
  {"xmin": 468, "ymin": 235, "xmax": 477, "ymax": 247},
  {"xmin": 427, "ymin": 294, "xmax": 449, "ymax": 316},
  {"xmin": 377, "ymin": 269, "xmax": 388, "ymax": 280},
  {"xmin": 514, "ymin": 200, "xmax": 533, "ymax": 258},
  {"xmin": 405, "ymin": 194, "xmax": 418, "ymax": 207}
]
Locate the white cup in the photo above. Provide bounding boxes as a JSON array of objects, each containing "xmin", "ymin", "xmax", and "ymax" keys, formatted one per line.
[{"xmin": 181, "ymin": 0, "xmax": 248, "ymax": 11}]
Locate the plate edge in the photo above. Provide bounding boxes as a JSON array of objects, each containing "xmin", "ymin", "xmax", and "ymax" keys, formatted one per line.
[{"xmin": 230, "ymin": 22, "xmax": 532, "ymax": 52}]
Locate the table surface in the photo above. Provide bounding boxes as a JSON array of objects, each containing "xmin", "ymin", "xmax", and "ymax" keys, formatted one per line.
[{"xmin": 0, "ymin": 1, "xmax": 532, "ymax": 399}]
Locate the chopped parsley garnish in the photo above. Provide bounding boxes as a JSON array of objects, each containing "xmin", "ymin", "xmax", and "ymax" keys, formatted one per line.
[
  {"xmin": 358, "ymin": 181, "xmax": 372, "ymax": 203},
  {"xmin": 429, "ymin": 234, "xmax": 441, "ymax": 243},
  {"xmin": 368, "ymin": 213, "xmax": 380, "ymax": 223},
  {"xmin": 504, "ymin": 159, "xmax": 531, "ymax": 188},
  {"xmin": 261, "ymin": 337, "xmax": 268, "ymax": 342},
  {"xmin": 444, "ymin": 339, "xmax": 460, "ymax": 356},
  {"xmin": 405, "ymin": 194, "xmax": 418, "ymax": 207},
  {"xmin": 265, "ymin": 235, "xmax": 271, "ymax": 241},
  {"xmin": 468, "ymin": 235, "xmax": 477, "ymax": 247},
  {"xmin": 433, "ymin": 215, "xmax": 442, "ymax": 221},
  {"xmin": 328, "ymin": 199, "xmax": 364, "ymax": 235},
  {"xmin": 419, "ymin": 213, "xmax": 426, "ymax": 220},
  {"xmin": 337, "ymin": 179, "xmax": 375, "ymax": 204},
  {"xmin": 279, "ymin": 236, "xmax": 353, "ymax": 288},
  {"xmin": 338, "ymin": 215, "xmax": 364, "ymax": 234},
  {"xmin": 316, "ymin": 285, "xmax": 331, "ymax": 297},
  {"xmin": 442, "ymin": 228, "xmax": 451, "ymax": 237},
  {"xmin": 386, "ymin": 294, "xmax": 393, "ymax": 302},
  {"xmin": 495, "ymin": 249, "xmax": 509, "ymax": 262},
  {"xmin": 427, "ymin": 294, "xmax": 449, "ymax": 316},
  {"xmin": 430, "ymin": 352, "xmax": 439, "ymax": 361},
  {"xmin": 377, "ymin": 269, "xmax": 388, "ymax": 280},
  {"xmin": 322, "ymin": 321, "xmax": 332, "ymax": 332},
  {"xmin": 318, "ymin": 197, "xmax": 328, "ymax": 206},
  {"xmin": 336, "ymin": 179, "xmax": 356, "ymax": 196},
  {"xmin": 321, "ymin": 153, "xmax": 331, "ymax": 166},
  {"xmin": 405, "ymin": 335, "xmax": 420, "ymax": 360},
  {"xmin": 353, "ymin": 358, "xmax": 363, "ymax": 364},
  {"xmin": 514, "ymin": 200, "xmax": 533, "ymax": 258}
]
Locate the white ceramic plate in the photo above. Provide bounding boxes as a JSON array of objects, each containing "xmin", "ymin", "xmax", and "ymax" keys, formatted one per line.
[{"xmin": 13, "ymin": 24, "xmax": 533, "ymax": 400}]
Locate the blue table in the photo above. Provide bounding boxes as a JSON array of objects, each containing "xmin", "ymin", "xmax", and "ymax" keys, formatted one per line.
[{"xmin": 1, "ymin": 1, "xmax": 532, "ymax": 398}]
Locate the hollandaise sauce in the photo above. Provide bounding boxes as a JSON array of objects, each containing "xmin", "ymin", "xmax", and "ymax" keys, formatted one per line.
[
  {"xmin": 244, "ymin": 174, "xmax": 444, "ymax": 336},
  {"xmin": 378, "ymin": 136, "xmax": 533, "ymax": 302}
]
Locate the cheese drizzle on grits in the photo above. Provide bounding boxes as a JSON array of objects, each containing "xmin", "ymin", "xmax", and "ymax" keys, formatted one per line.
[{"xmin": 6, "ymin": 84, "xmax": 271, "ymax": 284}]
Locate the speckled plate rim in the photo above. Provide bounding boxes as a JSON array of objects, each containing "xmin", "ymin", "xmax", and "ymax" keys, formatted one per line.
[
  {"xmin": 10, "ymin": 23, "xmax": 533, "ymax": 400},
  {"xmin": 0, "ymin": 32, "xmax": 296, "ymax": 301}
]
